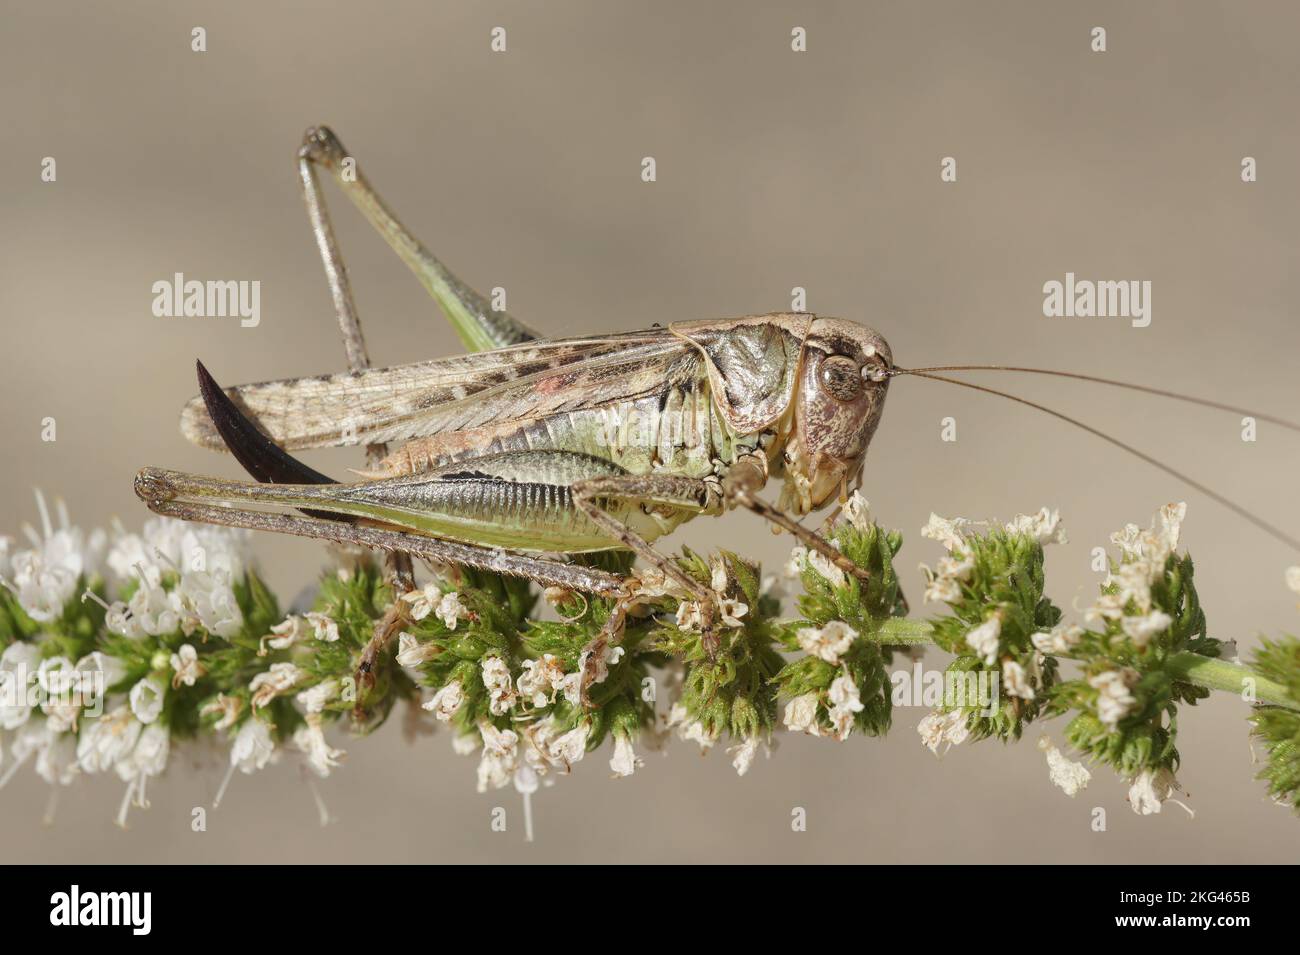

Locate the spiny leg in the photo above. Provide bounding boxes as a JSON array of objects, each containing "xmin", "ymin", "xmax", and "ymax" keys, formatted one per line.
[
  {"xmin": 298, "ymin": 125, "xmax": 539, "ymax": 351},
  {"xmin": 134, "ymin": 474, "xmax": 625, "ymax": 597},
  {"xmin": 571, "ymin": 473, "xmax": 723, "ymax": 699}
]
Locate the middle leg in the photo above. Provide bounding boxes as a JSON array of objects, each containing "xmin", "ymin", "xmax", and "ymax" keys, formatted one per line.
[{"xmin": 571, "ymin": 473, "xmax": 725, "ymax": 698}]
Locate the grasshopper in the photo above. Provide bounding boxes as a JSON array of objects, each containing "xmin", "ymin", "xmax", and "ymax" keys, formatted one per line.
[{"xmin": 135, "ymin": 127, "xmax": 1300, "ymax": 687}]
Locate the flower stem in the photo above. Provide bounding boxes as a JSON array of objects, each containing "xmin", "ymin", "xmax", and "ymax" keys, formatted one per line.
[
  {"xmin": 1165, "ymin": 652, "xmax": 1296, "ymax": 710},
  {"xmin": 873, "ymin": 618, "xmax": 1299, "ymax": 711}
]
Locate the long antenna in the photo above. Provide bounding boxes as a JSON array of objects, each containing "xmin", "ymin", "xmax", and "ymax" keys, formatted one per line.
[
  {"xmin": 892, "ymin": 369, "xmax": 1300, "ymax": 552},
  {"xmin": 898, "ymin": 364, "xmax": 1300, "ymax": 433}
]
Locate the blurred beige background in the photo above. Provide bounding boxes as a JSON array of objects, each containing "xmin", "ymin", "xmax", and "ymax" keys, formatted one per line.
[{"xmin": 2, "ymin": 0, "xmax": 1299, "ymax": 863}]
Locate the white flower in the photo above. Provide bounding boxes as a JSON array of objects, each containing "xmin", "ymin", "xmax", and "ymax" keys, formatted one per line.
[
  {"xmin": 35, "ymin": 726, "xmax": 80, "ymax": 786},
  {"xmin": 718, "ymin": 598, "xmax": 748, "ymax": 629},
  {"xmin": 666, "ymin": 702, "xmax": 717, "ymax": 751},
  {"xmin": 1005, "ymin": 507, "xmax": 1067, "ymax": 545},
  {"xmin": 76, "ymin": 650, "xmax": 125, "ymax": 687},
  {"xmin": 422, "ymin": 680, "xmax": 465, "ymax": 722},
  {"xmin": 842, "ymin": 491, "xmax": 872, "ymax": 531},
  {"xmin": 40, "ymin": 699, "xmax": 81, "ymax": 735},
  {"xmin": 128, "ymin": 677, "xmax": 166, "ymax": 724},
  {"xmin": 1037, "ymin": 736, "xmax": 1091, "ymax": 797},
  {"xmin": 1032, "ymin": 623, "xmax": 1083, "ymax": 655},
  {"xmin": 921, "ymin": 549, "xmax": 976, "ymax": 605},
  {"xmin": 116, "ymin": 721, "xmax": 170, "ymax": 783},
  {"xmin": 170, "ymin": 644, "xmax": 205, "ymax": 688},
  {"xmin": 560, "ymin": 671, "xmax": 584, "ymax": 706},
  {"xmin": 201, "ymin": 693, "xmax": 243, "ymax": 731},
  {"xmin": 727, "ymin": 736, "xmax": 763, "ymax": 776},
  {"xmin": 114, "ymin": 517, "xmax": 249, "ymax": 586},
  {"xmin": 3, "ymin": 719, "xmax": 80, "ymax": 788},
  {"xmin": 102, "ymin": 563, "xmax": 176, "ymax": 639},
  {"xmin": 826, "ymin": 672, "xmax": 864, "ymax": 740},
  {"xmin": 577, "ymin": 643, "xmax": 624, "ymax": 688},
  {"xmin": 105, "ymin": 529, "xmax": 149, "ymax": 587},
  {"xmin": 1121, "ymin": 610, "xmax": 1172, "ymax": 647},
  {"xmin": 400, "ymin": 583, "xmax": 441, "ymax": 621},
  {"xmin": 395, "ymin": 632, "xmax": 439, "ymax": 668},
  {"xmin": 173, "ymin": 567, "xmax": 242, "ymax": 638},
  {"xmin": 1287, "ymin": 566, "xmax": 1300, "ymax": 595},
  {"xmin": 0, "ymin": 642, "xmax": 40, "ymax": 731},
  {"xmin": 609, "ymin": 734, "xmax": 643, "ymax": 777},
  {"xmin": 7, "ymin": 717, "xmax": 49, "ymax": 763},
  {"xmin": 675, "ymin": 600, "xmax": 704, "ymax": 631},
  {"xmin": 303, "ymin": 612, "xmax": 340, "ymax": 643},
  {"xmin": 249, "ymin": 662, "xmax": 306, "ymax": 709},
  {"xmin": 783, "ymin": 693, "xmax": 822, "ymax": 736},
  {"xmin": 525, "ymin": 719, "xmax": 589, "ymax": 773},
  {"xmin": 230, "ymin": 719, "xmax": 275, "ymax": 774},
  {"xmin": 73, "ymin": 651, "xmax": 125, "ymax": 716},
  {"xmin": 451, "ymin": 733, "xmax": 479, "ymax": 756},
  {"xmin": 937, "ymin": 552, "xmax": 974, "ymax": 581},
  {"xmin": 917, "ymin": 708, "xmax": 969, "ymax": 755},
  {"xmin": 920, "ymin": 513, "xmax": 975, "ymax": 551},
  {"xmin": 476, "ymin": 722, "xmax": 519, "ymax": 793},
  {"xmin": 296, "ymin": 678, "xmax": 340, "ymax": 715},
  {"xmin": 1088, "ymin": 560, "xmax": 1158, "ymax": 624},
  {"xmin": 709, "ymin": 555, "xmax": 730, "ymax": 596},
  {"xmin": 783, "ymin": 546, "xmax": 808, "ymax": 580},
  {"xmin": 806, "ymin": 546, "xmax": 847, "ymax": 588},
  {"xmin": 36, "ymin": 658, "xmax": 83, "ymax": 732},
  {"xmin": 262, "ymin": 615, "xmax": 306, "ymax": 654},
  {"xmin": 922, "ymin": 567, "xmax": 962, "ymax": 604},
  {"xmin": 965, "ymin": 615, "xmax": 1002, "ymax": 665},
  {"xmin": 36, "ymin": 656, "xmax": 77, "ymax": 696},
  {"xmin": 1002, "ymin": 660, "xmax": 1035, "ymax": 700},
  {"xmin": 796, "ymin": 620, "xmax": 857, "ymax": 665},
  {"xmin": 293, "ymin": 714, "xmax": 345, "ymax": 778},
  {"xmin": 436, "ymin": 591, "xmax": 469, "ymax": 629},
  {"xmin": 549, "ymin": 723, "xmax": 590, "ymax": 768},
  {"xmin": 516, "ymin": 654, "xmax": 568, "ymax": 707},
  {"xmin": 1110, "ymin": 502, "xmax": 1187, "ymax": 564},
  {"xmin": 6, "ymin": 493, "xmax": 106, "ymax": 623},
  {"xmin": 1127, "ymin": 766, "xmax": 1191, "ymax": 816},
  {"xmin": 1089, "ymin": 668, "xmax": 1139, "ymax": 731},
  {"xmin": 481, "ymin": 656, "xmax": 517, "ymax": 715},
  {"xmin": 76, "ymin": 705, "xmax": 143, "ymax": 773}
]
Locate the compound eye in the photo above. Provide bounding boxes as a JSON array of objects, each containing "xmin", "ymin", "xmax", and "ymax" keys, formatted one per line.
[{"xmin": 818, "ymin": 354, "xmax": 862, "ymax": 402}]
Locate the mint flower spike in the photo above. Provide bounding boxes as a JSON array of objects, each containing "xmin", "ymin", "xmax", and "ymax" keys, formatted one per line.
[
  {"xmin": 1247, "ymin": 583, "xmax": 1300, "ymax": 813},
  {"xmin": 916, "ymin": 506, "xmax": 1068, "ymax": 746},
  {"xmin": 4, "ymin": 494, "xmax": 1300, "ymax": 832}
]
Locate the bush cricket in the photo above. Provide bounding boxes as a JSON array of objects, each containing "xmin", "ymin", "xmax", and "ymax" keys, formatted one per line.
[{"xmin": 134, "ymin": 127, "xmax": 1300, "ymax": 698}]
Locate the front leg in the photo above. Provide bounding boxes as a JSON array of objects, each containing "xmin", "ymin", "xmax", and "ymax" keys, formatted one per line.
[{"xmin": 722, "ymin": 450, "xmax": 871, "ymax": 585}]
